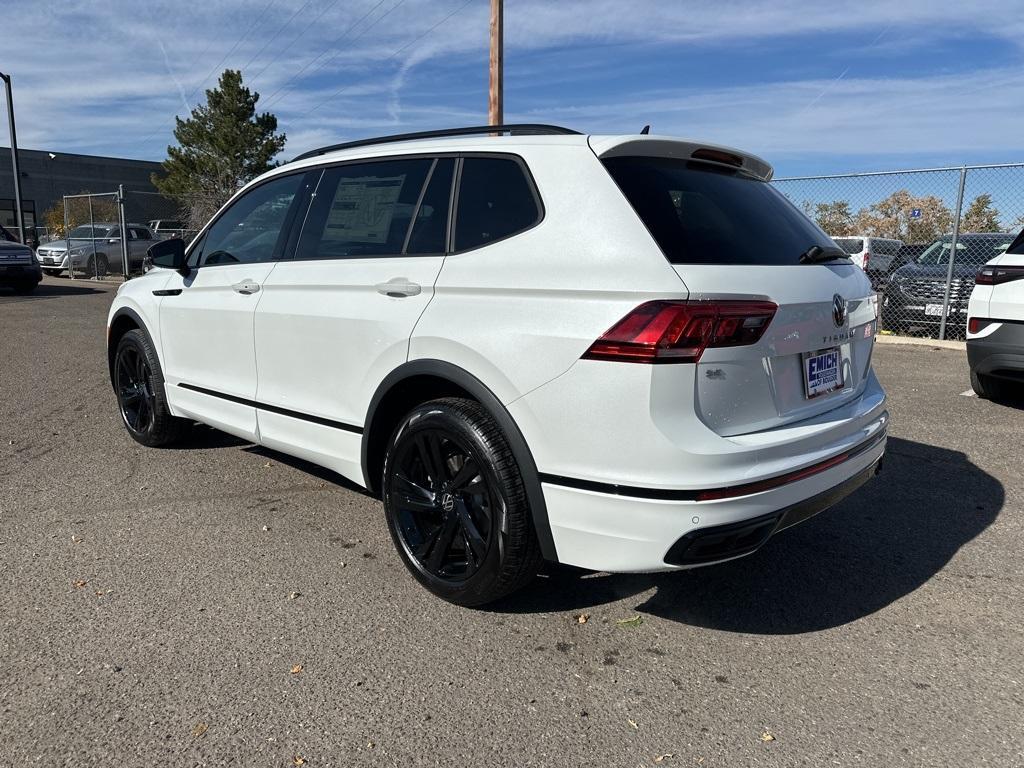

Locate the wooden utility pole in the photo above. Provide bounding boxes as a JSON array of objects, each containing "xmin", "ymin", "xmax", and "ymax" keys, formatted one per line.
[{"xmin": 488, "ymin": 0, "xmax": 503, "ymax": 125}]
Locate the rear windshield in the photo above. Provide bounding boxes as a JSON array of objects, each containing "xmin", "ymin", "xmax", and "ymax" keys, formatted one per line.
[
  {"xmin": 833, "ymin": 238, "xmax": 864, "ymax": 254},
  {"xmin": 602, "ymin": 156, "xmax": 837, "ymax": 265}
]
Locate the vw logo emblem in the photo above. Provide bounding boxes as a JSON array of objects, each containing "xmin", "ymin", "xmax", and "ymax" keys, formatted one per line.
[
  {"xmin": 832, "ymin": 294, "xmax": 847, "ymax": 328},
  {"xmin": 440, "ymin": 492, "xmax": 455, "ymax": 513}
]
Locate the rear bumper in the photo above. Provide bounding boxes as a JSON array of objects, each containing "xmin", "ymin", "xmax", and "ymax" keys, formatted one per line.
[
  {"xmin": 967, "ymin": 321, "xmax": 1024, "ymax": 381},
  {"xmin": 539, "ymin": 420, "xmax": 887, "ymax": 572}
]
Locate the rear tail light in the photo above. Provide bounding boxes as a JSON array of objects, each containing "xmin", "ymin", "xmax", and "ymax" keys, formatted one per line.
[
  {"xmin": 976, "ymin": 264, "xmax": 1024, "ymax": 285},
  {"xmin": 968, "ymin": 317, "xmax": 991, "ymax": 334},
  {"xmin": 582, "ymin": 300, "xmax": 777, "ymax": 364}
]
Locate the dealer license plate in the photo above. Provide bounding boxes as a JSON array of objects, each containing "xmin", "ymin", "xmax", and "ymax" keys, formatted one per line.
[{"xmin": 804, "ymin": 348, "xmax": 843, "ymax": 399}]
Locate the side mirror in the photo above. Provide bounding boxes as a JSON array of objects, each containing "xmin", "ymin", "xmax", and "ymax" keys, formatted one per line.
[
  {"xmin": 108, "ymin": 238, "xmax": 118, "ymax": 244},
  {"xmin": 148, "ymin": 238, "xmax": 188, "ymax": 274}
]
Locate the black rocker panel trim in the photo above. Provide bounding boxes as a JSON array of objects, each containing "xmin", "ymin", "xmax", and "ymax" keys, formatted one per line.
[
  {"xmin": 362, "ymin": 360, "xmax": 558, "ymax": 562},
  {"xmin": 177, "ymin": 382, "xmax": 363, "ymax": 434}
]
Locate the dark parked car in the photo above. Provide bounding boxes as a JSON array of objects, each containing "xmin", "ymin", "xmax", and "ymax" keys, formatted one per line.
[
  {"xmin": 0, "ymin": 241, "xmax": 42, "ymax": 294},
  {"xmin": 882, "ymin": 233, "xmax": 1014, "ymax": 335}
]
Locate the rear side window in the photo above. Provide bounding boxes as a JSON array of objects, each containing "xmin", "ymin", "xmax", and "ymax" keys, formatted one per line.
[
  {"xmin": 406, "ymin": 158, "xmax": 455, "ymax": 255},
  {"xmin": 603, "ymin": 156, "xmax": 837, "ymax": 265},
  {"xmin": 295, "ymin": 158, "xmax": 432, "ymax": 259},
  {"xmin": 454, "ymin": 157, "xmax": 540, "ymax": 252}
]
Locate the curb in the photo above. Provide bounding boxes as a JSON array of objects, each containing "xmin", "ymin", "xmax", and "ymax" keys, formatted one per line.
[{"xmin": 875, "ymin": 334, "xmax": 965, "ymax": 351}]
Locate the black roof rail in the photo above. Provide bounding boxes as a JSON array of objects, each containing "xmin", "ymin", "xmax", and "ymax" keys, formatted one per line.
[{"xmin": 291, "ymin": 124, "xmax": 581, "ymax": 163}]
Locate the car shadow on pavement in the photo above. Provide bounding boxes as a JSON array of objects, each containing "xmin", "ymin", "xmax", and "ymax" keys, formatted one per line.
[
  {"xmin": 0, "ymin": 282, "xmax": 105, "ymax": 299},
  {"xmin": 494, "ymin": 436, "xmax": 1003, "ymax": 633}
]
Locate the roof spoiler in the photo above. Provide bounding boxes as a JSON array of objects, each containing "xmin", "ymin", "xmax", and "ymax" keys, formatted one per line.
[{"xmin": 588, "ymin": 136, "xmax": 773, "ymax": 181}]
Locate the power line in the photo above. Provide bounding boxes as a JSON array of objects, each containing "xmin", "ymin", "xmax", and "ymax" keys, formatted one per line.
[
  {"xmin": 129, "ymin": 0, "xmax": 281, "ymax": 151},
  {"xmin": 295, "ymin": 0, "xmax": 475, "ymax": 120},
  {"xmin": 239, "ymin": 0, "xmax": 319, "ymax": 82},
  {"xmin": 260, "ymin": 0, "xmax": 398, "ymax": 111}
]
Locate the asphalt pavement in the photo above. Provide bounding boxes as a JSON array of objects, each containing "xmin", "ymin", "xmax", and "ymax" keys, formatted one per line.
[{"xmin": 1, "ymin": 277, "xmax": 1022, "ymax": 767}]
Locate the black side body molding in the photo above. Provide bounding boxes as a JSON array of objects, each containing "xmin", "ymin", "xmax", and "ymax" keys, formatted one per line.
[
  {"xmin": 177, "ymin": 383, "xmax": 363, "ymax": 434},
  {"xmin": 362, "ymin": 360, "xmax": 558, "ymax": 562}
]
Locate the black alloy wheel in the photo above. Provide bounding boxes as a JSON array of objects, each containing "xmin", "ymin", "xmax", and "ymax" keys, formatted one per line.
[
  {"xmin": 389, "ymin": 427, "xmax": 494, "ymax": 582},
  {"xmin": 115, "ymin": 342, "xmax": 155, "ymax": 436},
  {"xmin": 382, "ymin": 398, "xmax": 542, "ymax": 606},
  {"xmin": 113, "ymin": 329, "xmax": 188, "ymax": 446}
]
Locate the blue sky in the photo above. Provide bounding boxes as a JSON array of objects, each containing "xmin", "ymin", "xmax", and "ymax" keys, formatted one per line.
[{"xmin": 4, "ymin": 0, "xmax": 1024, "ymax": 177}]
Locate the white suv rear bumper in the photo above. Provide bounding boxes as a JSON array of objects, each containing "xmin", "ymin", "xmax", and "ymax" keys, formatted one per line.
[{"xmin": 540, "ymin": 425, "xmax": 886, "ymax": 572}]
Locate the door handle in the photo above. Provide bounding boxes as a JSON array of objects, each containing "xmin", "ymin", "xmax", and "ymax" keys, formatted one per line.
[
  {"xmin": 375, "ymin": 278, "xmax": 422, "ymax": 297},
  {"xmin": 232, "ymin": 280, "xmax": 260, "ymax": 295}
]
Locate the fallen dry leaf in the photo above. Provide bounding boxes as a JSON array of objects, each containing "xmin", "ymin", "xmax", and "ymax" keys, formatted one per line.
[
  {"xmin": 261, "ymin": 525, "xmax": 270, "ymax": 532},
  {"xmin": 192, "ymin": 722, "xmax": 208, "ymax": 738},
  {"xmin": 653, "ymin": 754, "xmax": 674, "ymax": 764},
  {"xmin": 290, "ymin": 664, "xmax": 303, "ymax": 675},
  {"xmin": 72, "ymin": 579, "xmax": 88, "ymax": 589},
  {"xmin": 760, "ymin": 730, "xmax": 776, "ymax": 742},
  {"xmin": 292, "ymin": 757, "xmax": 306, "ymax": 766},
  {"xmin": 575, "ymin": 613, "xmax": 590, "ymax": 624},
  {"xmin": 289, "ymin": 591, "xmax": 301, "ymax": 600},
  {"xmin": 616, "ymin": 615, "xmax": 643, "ymax": 628},
  {"xmin": 628, "ymin": 718, "xmax": 639, "ymax": 730}
]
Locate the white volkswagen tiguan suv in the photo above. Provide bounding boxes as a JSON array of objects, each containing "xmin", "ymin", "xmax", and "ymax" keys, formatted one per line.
[{"xmin": 107, "ymin": 125, "xmax": 888, "ymax": 605}]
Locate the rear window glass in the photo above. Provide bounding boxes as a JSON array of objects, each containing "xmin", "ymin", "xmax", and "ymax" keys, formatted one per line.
[
  {"xmin": 603, "ymin": 157, "xmax": 838, "ymax": 265},
  {"xmin": 833, "ymin": 238, "xmax": 864, "ymax": 254}
]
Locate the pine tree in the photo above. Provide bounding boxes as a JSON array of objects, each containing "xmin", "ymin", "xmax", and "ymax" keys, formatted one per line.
[{"xmin": 153, "ymin": 70, "xmax": 286, "ymax": 229}]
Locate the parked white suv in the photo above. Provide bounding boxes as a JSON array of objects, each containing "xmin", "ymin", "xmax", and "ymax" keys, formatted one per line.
[
  {"xmin": 967, "ymin": 230, "xmax": 1024, "ymax": 399},
  {"xmin": 106, "ymin": 125, "xmax": 887, "ymax": 605}
]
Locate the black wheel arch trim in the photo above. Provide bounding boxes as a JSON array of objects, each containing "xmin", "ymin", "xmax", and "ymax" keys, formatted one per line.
[
  {"xmin": 107, "ymin": 306, "xmax": 152, "ymax": 391},
  {"xmin": 363, "ymin": 359, "xmax": 558, "ymax": 562}
]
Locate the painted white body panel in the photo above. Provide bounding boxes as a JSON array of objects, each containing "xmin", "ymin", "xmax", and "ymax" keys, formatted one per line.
[
  {"xmin": 159, "ymin": 262, "xmax": 277, "ymax": 441},
  {"xmin": 967, "ymin": 253, "xmax": 1024, "ymax": 339}
]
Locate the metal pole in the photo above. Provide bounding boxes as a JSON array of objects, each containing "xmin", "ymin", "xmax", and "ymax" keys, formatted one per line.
[
  {"xmin": 488, "ymin": 0, "xmax": 503, "ymax": 126},
  {"xmin": 938, "ymin": 166, "xmax": 967, "ymax": 341},
  {"xmin": 117, "ymin": 186, "xmax": 129, "ymax": 278},
  {"xmin": 88, "ymin": 195, "xmax": 96, "ymax": 280},
  {"xmin": 63, "ymin": 196, "xmax": 72, "ymax": 281},
  {"xmin": 0, "ymin": 72, "xmax": 26, "ymax": 244}
]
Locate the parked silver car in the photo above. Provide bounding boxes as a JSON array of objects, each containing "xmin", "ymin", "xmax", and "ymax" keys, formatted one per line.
[{"xmin": 36, "ymin": 223, "xmax": 157, "ymax": 276}]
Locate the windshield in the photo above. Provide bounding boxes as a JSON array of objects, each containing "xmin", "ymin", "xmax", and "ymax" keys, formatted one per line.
[
  {"xmin": 833, "ymin": 238, "xmax": 864, "ymax": 255},
  {"xmin": 68, "ymin": 225, "xmax": 113, "ymax": 239},
  {"xmin": 916, "ymin": 235, "xmax": 1013, "ymax": 267},
  {"xmin": 603, "ymin": 156, "xmax": 839, "ymax": 265}
]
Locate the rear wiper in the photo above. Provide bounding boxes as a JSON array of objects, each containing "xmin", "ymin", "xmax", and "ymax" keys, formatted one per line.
[{"xmin": 799, "ymin": 245, "xmax": 849, "ymax": 264}]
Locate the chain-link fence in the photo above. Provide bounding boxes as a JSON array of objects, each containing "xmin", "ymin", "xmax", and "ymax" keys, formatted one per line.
[
  {"xmin": 34, "ymin": 188, "xmax": 218, "ymax": 281},
  {"xmin": 772, "ymin": 163, "xmax": 1024, "ymax": 340}
]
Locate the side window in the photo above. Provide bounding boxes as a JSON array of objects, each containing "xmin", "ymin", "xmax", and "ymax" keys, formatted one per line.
[
  {"xmin": 198, "ymin": 173, "xmax": 303, "ymax": 266},
  {"xmin": 131, "ymin": 227, "xmax": 152, "ymax": 240},
  {"xmin": 406, "ymin": 158, "xmax": 455, "ymax": 255},
  {"xmin": 294, "ymin": 158, "xmax": 432, "ymax": 260},
  {"xmin": 454, "ymin": 157, "xmax": 540, "ymax": 252}
]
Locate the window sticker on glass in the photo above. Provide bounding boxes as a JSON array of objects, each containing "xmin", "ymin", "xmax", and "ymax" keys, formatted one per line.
[{"xmin": 324, "ymin": 176, "xmax": 405, "ymax": 245}]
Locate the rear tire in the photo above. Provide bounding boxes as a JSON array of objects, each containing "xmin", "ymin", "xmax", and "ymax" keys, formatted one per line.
[
  {"xmin": 382, "ymin": 398, "xmax": 542, "ymax": 606},
  {"xmin": 970, "ymin": 368, "xmax": 1010, "ymax": 400},
  {"xmin": 10, "ymin": 282, "xmax": 37, "ymax": 295},
  {"xmin": 114, "ymin": 329, "xmax": 189, "ymax": 446}
]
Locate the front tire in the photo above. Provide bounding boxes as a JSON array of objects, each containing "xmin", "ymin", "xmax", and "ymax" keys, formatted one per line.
[
  {"xmin": 382, "ymin": 398, "xmax": 542, "ymax": 606},
  {"xmin": 11, "ymin": 282, "xmax": 38, "ymax": 295},
  {"xmin": 114, "ymin": 329, "xmax": 189, "ymax": 446}
]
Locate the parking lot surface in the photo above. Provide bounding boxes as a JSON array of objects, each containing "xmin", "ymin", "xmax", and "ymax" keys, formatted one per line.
[{"xmin": 2, "ymin": 278, "xmax": 1022, "ymax": 767}]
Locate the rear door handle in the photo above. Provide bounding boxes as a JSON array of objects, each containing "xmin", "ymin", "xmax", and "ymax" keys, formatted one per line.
[
  {"xmin": 375, "ymin": 278, "xmax": 422, "ymax": 297},
  {"xmin": 232, "ymin": 280, "xmax": 260, "ymax": 295}
]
